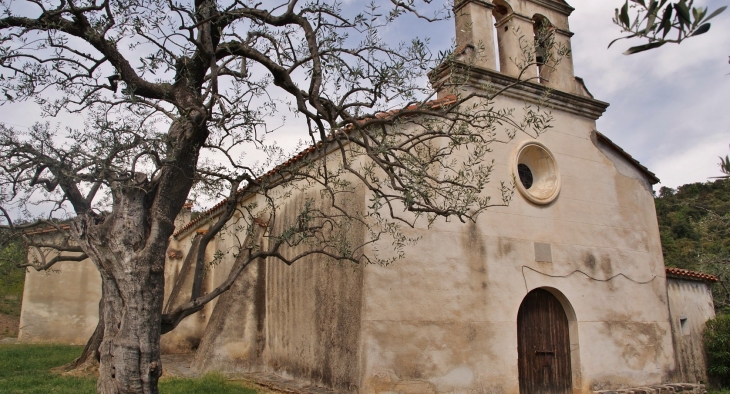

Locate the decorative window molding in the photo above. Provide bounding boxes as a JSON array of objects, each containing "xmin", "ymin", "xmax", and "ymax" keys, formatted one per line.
[{"xmin": 513, "ymin": 140, "xmax": 561, "ymax": 204}]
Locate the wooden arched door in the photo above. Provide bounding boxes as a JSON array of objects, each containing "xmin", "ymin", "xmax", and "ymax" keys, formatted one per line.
[{"xmin": 517, "ymin": 288, "xmax": 572, "ymax": 394}]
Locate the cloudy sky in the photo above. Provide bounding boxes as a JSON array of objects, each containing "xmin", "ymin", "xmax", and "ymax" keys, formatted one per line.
[
  {"xmin": 0, "ymin": 0, "xmax": 727, "ymax": 216},
  {"xmin": 569, "ymin": 0, "xmax": 729, "ymax": 189}
]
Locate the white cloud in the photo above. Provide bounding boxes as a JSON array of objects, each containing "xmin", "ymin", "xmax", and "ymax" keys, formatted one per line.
[
  {"xmin": 568, "ymin": 0, "xmax": 730, "ymax": 188},
  {"xmin": 651, "ymin": 139, "xmax": 729, "ymax": 188}
]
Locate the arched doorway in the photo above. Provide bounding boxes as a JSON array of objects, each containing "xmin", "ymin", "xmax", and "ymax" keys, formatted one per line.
[{"xmin": 517, "ymin": 288, "xmax": 572, "ymax": 394}]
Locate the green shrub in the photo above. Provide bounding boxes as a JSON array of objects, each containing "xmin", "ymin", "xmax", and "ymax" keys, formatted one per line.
[
  {"xmin": 0, "ymin": 240, "xmax": 26, "ymax": 317},
  {"xmin": 705, "ymin": 314, "xmax": 730, "ymax": 388}
]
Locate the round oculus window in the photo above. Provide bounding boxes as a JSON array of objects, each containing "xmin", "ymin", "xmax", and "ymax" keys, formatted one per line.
[{"xmin": 513, "ymin": 141, "xmax": 560, "ymax": 204}]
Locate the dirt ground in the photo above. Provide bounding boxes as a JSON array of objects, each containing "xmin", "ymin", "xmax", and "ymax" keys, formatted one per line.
[
  {"xmin": 0, "ymin": 312, "xmax": 19, "ymax": 339},
  {"xmin": 160, "ymin": 354, "xmax": 335, "ymax": 393}
]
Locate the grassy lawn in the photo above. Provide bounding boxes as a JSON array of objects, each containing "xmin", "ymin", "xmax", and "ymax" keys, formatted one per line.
[{"xmin": 0, "ymin": 344, "xmax": 258, "ymax": 393}]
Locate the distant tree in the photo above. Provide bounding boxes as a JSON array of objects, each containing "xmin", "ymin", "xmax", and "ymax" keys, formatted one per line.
[
  {"xmin": 610, "ymin": 0, "xmax": 726, "ymax": 54},
  {"xmin": 0, "ymin": 0, "xmax": 557, "ymax": 392},
  {"xmin": 719, "ymin": 146, "xmax": 730, "ymax": 178},
  {"xmin": 0, "ymin": 230, "xmax": 25, "ymax": 317},
  {"xmin": 658, "ymin": 186, "xmax": 676, "ymax": 197}
]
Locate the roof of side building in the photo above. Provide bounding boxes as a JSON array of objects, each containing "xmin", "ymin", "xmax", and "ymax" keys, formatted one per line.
[{"xmin": 666, "ymin": 267, "xmax": 719, "ymax": 283}]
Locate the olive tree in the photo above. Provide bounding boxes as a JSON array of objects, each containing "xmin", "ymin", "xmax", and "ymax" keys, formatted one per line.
[
  {"xmin": 610, "ymin": 0, "xmax": 726, "ymax": 54},
  {"xmin": 0, "ymin": 0, "xmax": 556, "ymax": 392}
]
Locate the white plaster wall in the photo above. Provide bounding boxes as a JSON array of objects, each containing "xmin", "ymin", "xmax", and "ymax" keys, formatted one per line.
[
  {"xmin": 18, "ymin": 209, "xmax": 202, "ymax": 349},
  {"xmin": 359, "ymin": 90, "xmax": 674, "ymax": 394},
  {"xmin": 19, "ymin": 258, "xmax": 101, "ymax": 345}
]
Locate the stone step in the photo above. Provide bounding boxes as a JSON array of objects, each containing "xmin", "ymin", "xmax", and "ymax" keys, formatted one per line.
[
  {"xmin": 593, "ymin": 383, "xmax": 706, "ymax": 394},
  {"xmin": 238, "ymin": 372, "xmax": 340, "ymax": 394}
]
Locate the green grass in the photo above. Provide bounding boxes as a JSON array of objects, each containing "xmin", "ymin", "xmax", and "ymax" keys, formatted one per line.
[
  {"xmin": 0, "ymin": 344, "xmax": 95, "ymax": 394},
  {"xmin": 0, "ymin": 344, "xmax": 258, "ymax": 393},
  {"xmin": 161, "ymin": 375, "xmax": 258, "ymax": 394}
]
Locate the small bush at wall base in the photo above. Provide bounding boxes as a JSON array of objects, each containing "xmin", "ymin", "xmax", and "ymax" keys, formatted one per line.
[{"xmin": 705, "ymin": 314, "xmax": 730, "ymax": 388}]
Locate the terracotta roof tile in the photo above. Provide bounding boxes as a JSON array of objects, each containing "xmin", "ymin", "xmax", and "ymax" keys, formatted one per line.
[
  {"xmin": 666, "ymin": 267, "xmax": 718, "ymax": 283},
  {"xmin": 24, "ymin": 224, "xmax": 71, "ymax": 236}
]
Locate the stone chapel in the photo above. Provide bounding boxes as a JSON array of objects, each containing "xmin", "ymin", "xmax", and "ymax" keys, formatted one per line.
[{"xmin": 18, "ymin": 0, "xmax": 719, "ymax": 393}]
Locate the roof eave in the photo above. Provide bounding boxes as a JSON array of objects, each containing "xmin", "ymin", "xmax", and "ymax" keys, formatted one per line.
[{"xmin": 595, "ymin": 131, "xmax": 660, "ymax": 185}]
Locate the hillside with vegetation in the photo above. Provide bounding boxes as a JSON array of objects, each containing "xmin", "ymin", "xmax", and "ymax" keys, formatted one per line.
[
  {"xmin": 0, "ymin": 238, "xmax": 24, "ymax": 338},
  {"xmin": 655, "ymin": 178, "xmax": 730, "ymax": 314}
]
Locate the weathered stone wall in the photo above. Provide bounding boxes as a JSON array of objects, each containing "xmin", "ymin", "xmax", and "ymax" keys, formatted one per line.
[
  {"xmin": 161, "ymin": 216, "xmax": 238, "ymax": 354},
  {"xmin": 189, "ymin": 203, "xmax": 269, "ymax": 374},
  {"xmin": 18, "ymin": 216, "xmax": 212, "ymax": 351},
  {"xmin": 667, "ymin": 278, "xmax": 715, "ymax": 384},
  {"xmin": 160, "ymin": 233, "xmax": 211, "ymax": 354},
  {"xmin": 191, "ymin": 256, "xmax": 267, "ymax": 374},
  {"xmin": 262, "ymin": 188, "xmax": 366, "ymax": 393},
  {"xmin": 188, "ymin": 182, "xmax": 367, "ymax": 392}
]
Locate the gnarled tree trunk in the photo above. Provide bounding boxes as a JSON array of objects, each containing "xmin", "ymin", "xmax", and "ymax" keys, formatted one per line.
[
  {"xmin": 70, "ymin": 183, "xmax": 166, "ymax": 393},
  {"xmin": 67, "ymin": 118, "xmax": 204, "ymax": 394}
]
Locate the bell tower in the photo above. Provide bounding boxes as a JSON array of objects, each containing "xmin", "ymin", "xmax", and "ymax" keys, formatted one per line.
[{"xmin": 451, "ymin": 0, "xmax": 579, "ymax": 94}]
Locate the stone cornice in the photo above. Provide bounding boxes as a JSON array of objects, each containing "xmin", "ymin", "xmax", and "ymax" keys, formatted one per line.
[
  {"xmin": 494, "ymin": 12, "xmax": 534, "ymax": 28},
  {"xmin": 555, "ymin": 27, "xmax": 574, "ymax": 37},
  {"xmin": 453, "ymin": 0, "xmax": 494, "ymax": 13},
  {"xmin": 529, "ymin": 0, "xmax": 575, "ymax": 16},
  {"xmin": 429, "ymin": 61, "xmax": 609, "ymax": 120}
]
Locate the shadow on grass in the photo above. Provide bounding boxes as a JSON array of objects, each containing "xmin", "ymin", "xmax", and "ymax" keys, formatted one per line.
[{"xmin": 0, "ymin": 344, "xmax": 257, "ymax": 393}]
